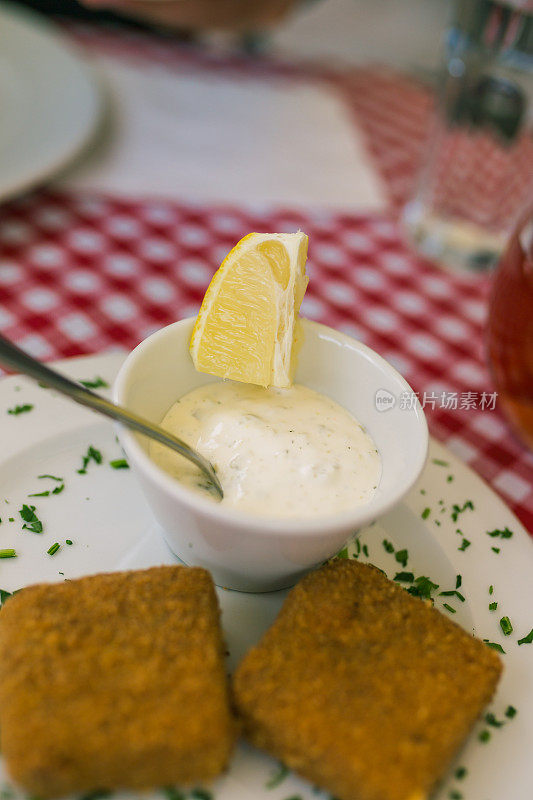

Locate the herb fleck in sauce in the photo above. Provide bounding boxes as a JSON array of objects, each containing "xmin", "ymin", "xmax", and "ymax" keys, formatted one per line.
[{"xmin": 151, "ymin": 382, "xmax": 381, "ymax": 518}]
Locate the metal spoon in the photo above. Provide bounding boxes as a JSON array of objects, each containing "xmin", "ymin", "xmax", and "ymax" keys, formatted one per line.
[{"xmin": 0, "ymin": 334, "xmax": 223, "ymax": 499}]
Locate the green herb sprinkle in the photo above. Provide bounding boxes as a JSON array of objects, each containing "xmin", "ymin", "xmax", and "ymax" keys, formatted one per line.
[
  {"xmin": 500, "ymin": 616, "xmax": 513, "ymax": 636},
  {"xmin": 7, "ymin": 404, "xmax": 33, "ymax": 416},
  {"xmin": 517, "ymin": 628, "xmax": 533, "ymax": 646}
]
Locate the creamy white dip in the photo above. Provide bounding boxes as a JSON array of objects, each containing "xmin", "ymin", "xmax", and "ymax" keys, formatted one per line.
[{"xmin": 150, "ymin": 381, "xmax": 381, "ymax": 518}]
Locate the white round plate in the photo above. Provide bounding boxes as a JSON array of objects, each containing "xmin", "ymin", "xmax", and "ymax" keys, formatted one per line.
[
  {"xmin": 0, "ymin": 352, "xmax": 532, "ymax": 800},
  {"xmin": 0, "ymin": 3, "xmax": 101, "ymax": 202}
]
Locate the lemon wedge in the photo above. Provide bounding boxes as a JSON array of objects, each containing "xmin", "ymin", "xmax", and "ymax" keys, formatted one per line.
[{"xmin": 189, "ymin": 231, "xmax": 309, "ymax": 388}]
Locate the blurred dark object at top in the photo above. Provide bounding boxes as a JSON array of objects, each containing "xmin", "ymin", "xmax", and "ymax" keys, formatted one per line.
[{"xmin": 8, "ymin": 0, "xmax": 192, "ymax": 35}]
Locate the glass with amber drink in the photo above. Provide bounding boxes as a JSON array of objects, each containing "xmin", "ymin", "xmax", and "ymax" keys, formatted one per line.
[{"xmin": 487, "ymin": 210, "xmax": 533, "ymax": 449}]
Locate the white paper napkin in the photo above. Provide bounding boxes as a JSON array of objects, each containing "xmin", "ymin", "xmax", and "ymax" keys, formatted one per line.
[{"xmin": 58, "ymin": 55, "xmax": 387, "ymax": 211}]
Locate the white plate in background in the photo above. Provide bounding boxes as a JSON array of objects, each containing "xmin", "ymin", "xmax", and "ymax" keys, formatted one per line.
[
  {"xmin": 0, "ymin": 2, "xmax": 101, "ymax": 202},
  {"xmin": 0, "ymin": 352, "xmax": 532, "ymax": 800}
]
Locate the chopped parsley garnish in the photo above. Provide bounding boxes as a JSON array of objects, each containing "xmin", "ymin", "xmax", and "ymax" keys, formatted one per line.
[
  {"xmin": 78, "ymin": 446, "xmax": 103, "ymax": 474},
  {"xmin": 382, "ymin": 539, "xmax": 394, "ymax": 553},
  {"xmin": 110, "ymin": 459, "xmax": 129, "ymax": 469},
  {"xmin": 190, "ymin": 790, "xmax": 213, "ymax": 800},
  {"xmin": 407, "ymin": 576, "xmax": 439, "ymax": 600},
  {"xmin": 80, "ymin": 376, "xmax": 109, "ymax": 389},
  {"xmin": 486, "ymin": 526, "xmax": 513, "ymax": 539},
  {"xmin": 394, "ymin": 572, "xmax": 415, "ymax": 583},
  {"xmin": 439, "ymin": 590, "xmax": 465, "ymax": 602},
  {"xmin": 336, "ymin": 547, "xmax": 349, "ymax": 560},
  {"xmin": 443, "ymin": 603, "xmax": 456, "ymax": 613},
  {"xmin": 478, "ymin": 729, "xmax": 491, "ymax": 743},
  {"xmin": 8, "ymin": 517, "xmax": 13, "ymax": 522},
  {"xmin": 446, "ymin": 474, "xmax": 454, "ymax": 482},
  {"xmin": 47, "ymin": 543, "xmax": 60, "ymax": 556},
  {"xmin": 451, "ymin": 500, "xmax": 474, "ymax": 522},
  {"xmin": 7, "ymin": 403, "xmax": 33, "ymax": 415},
  {"xmin": 491, "ymin": 547, "xmax": 500, "ymax": 554},
  {"xmin": 456, "ymin": 574, "xmax": 462, "ymax": 589},
  {"xmin": 19, "ymin": 504, "xmax": 43, "ymax": 533},
  {"xmin": 489, "ymin": 602, "xmax": 498, "ymax": 611},
  {"xmin": 448, "ymin": 791, "xmax": 463, "ymax": 800},
  {"xmin": 500, "ymin": 616, "xmax": 513, "ymax": 636},
  {"xmin": 455, "ymin": 767, "xmax": 467, "ymax": 780},
  {"xmin": 458, "ymin": 538, "xmax": 470, "ymax": 551},
  {"xmin": 432, "ymin": 458, "xmax": 449, "ymax": 467},
  {"xmin": 517, "ymin": 628, "xmax": 533, "ymax": 646},
  {"xmin": 38, "ymin": 474, "xmax": 63, "ymax": 482},
  {"xmin": 483, "ymin": 640, "xmax": 506, "ymax": 654},
  {"xmin": 0, "ymin": 549, "xmax": 17, "ymax": 559},
  {"xmin": 66, "ymin": 539, "xmax": 73, "ymax": 546},
  {"xmin": 362, "ymin": 544, "xmax": 369, "ymax": 557},
  {"xmin": 28, "ymin": 481, "xmax": 65, "ymax": 497},
  {"xmin": 162, "ymin": 788, "xmax": 185, "ymax": 800},
  {"xmin": 489, "ymin": 585, "xmax": 494, "ymax": 595},
  {"xmin": 505, "ymin": 706, "xmax": 517, "ymax": 718},
  {"xmin": 395, "ymin": 549, "xmax": 408, "ymax": 568},
  {"xmin": 421, "ymin": 507, "xmax": 431, "ymax": 519},
  {"xmin": 265, "ymin": 763, "xmax": 289, "ymax": 789},
  {"xmin": 0, "ymin": 588, "xmax": 13, "ymax": 604},
  {"xmin": 485, "ymin": 712, "xmax": 504, "ymax": 728}
]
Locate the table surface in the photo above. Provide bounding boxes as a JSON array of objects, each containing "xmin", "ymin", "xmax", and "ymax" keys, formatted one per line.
[{"xmin": 0, "ymin": 20, "xmax": 531, "ymax": 534}]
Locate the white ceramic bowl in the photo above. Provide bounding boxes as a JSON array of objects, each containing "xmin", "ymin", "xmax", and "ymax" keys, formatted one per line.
[{"xmin": 113, "ymin": 317, "xmax": 428, "ymax": 591}]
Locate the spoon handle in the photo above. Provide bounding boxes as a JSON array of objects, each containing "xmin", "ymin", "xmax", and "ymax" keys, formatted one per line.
[{"xmin": 0, "ymin": 334, "xmax": 223, "ymax": 497}]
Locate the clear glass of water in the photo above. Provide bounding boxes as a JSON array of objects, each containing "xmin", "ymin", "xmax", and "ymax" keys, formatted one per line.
[{"xmin": 403, "ymin": 0, "xmax": 533, "ymax": 271}]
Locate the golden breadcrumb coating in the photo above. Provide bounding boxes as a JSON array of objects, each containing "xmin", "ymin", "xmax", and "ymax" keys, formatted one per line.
[
  {"xmin": 234, "ymin": 560, "xmax": 502, "ymax": 800},
  {"xmin": 0, "ymin": 566, "xmax": 237, "ymax": 798}
]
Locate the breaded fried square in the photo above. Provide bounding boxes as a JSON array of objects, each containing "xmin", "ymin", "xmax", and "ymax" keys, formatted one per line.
[
  {"xmin": 0, "ymin": 566, "xmax": 236, "ymax": 798},
  {"xmin": 234, "ymin": 560, "xmax": 502, "ymax": 800}
]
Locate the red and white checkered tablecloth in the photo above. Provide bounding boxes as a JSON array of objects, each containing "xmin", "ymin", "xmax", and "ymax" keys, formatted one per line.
[{"xmin": 0, "ymin": 24, "xmax": 532, "ymax": 534}]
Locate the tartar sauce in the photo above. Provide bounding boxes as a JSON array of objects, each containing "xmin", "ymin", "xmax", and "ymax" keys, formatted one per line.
[{"xmin": 150, "ymin": 382, "xmax": 381, "ymax": 518}]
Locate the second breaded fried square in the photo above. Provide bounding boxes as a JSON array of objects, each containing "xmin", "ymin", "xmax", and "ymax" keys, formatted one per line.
[{"xmin": 234, "ymin": 560, "xmax": 502, "ymax": 800}]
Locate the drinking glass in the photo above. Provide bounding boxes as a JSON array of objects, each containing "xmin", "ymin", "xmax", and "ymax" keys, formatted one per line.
[
  {"xmin": 403, "ymin": 0, "xmax": 533, "ymax": 271},
  {"xmin": 487, "ymin": 207, "xmax": 533, "ymax": 449}
]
